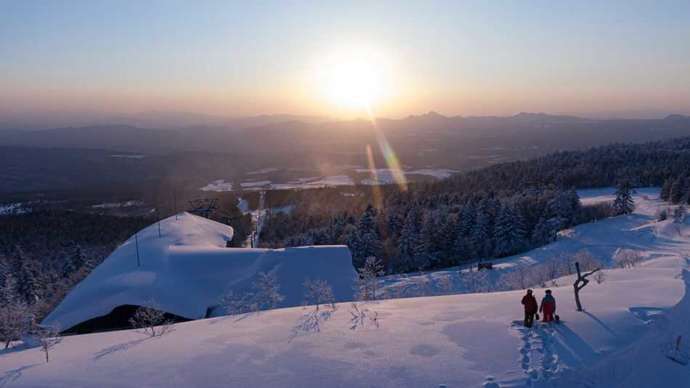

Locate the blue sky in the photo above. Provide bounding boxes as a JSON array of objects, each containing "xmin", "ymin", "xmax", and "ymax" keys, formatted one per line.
[{"xmin": 1, "ymin": 0, "xmax": 689, "ymax": 119}]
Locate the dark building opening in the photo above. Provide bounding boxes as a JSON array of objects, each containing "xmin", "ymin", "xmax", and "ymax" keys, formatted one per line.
[{"xmin": 63, "ymin": 305, "xmax": 191, "ymax": 335}]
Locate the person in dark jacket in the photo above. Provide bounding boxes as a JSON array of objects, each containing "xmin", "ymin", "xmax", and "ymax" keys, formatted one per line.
[
  {"xmin": 521, "ymin": 289, "xmax": 538, "ymax": 327},
  {"xmin": 540, "ymin": 289, "xmax": 556, "ymax": 322}
]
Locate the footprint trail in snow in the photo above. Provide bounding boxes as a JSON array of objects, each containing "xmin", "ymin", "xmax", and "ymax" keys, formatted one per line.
[{"xmin": 512, "ymin": 322, "xmax": 561, "ymax": 386}]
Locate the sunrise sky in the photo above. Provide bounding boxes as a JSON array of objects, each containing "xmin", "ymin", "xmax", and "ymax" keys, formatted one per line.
[{"xmin": 2, "ymin": 0, "xmax": 689, "ymax": 121}]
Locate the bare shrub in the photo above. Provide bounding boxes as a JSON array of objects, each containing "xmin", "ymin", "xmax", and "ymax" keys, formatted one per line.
[
  {"xmin": 613, "ymin": 249, "xmax": 643, "ymax": 268},
  {"xmin": 349, "ymin": 303, "xmax": 380, "ymax": 330},
  {"xmin": 462, "ymin": 269, "xmax": 490, "ymax": 293},
  {"xmin": 303, "ymin": 278, "xmax": 336, "ymax": 311},
  {"xmin": 35, "ymin": 324, "xmax": 61, "ymax": 363},
  {"xmin": 129, "ymin": 302, "xmax": 173, "ymax": 337},
  {"xmin": 499, "ymin": 264, "xmax": 530, "ymax": 290},
  {"xmin": 436, "ymin": 274, "xmax": 455, "ymax": 294},
  {"xmin": 254, "ymin": 271, "xmax": 284, "ymax": 310},
  {"xmin": 573, "ymin": 250, "xmax": 602, "ymax": 272},
  {"xmin": 219, "ymin": 271, "xmax": 285, "ymax": 316}
]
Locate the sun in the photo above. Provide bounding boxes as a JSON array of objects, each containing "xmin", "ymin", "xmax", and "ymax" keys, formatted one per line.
[
  {"xmin": 325, "ymin": 60, "xmax": 385, "ymax": 110},
  {"xmin": 314, "ymin": 47, "xmax": 392, "ymax": 113}
]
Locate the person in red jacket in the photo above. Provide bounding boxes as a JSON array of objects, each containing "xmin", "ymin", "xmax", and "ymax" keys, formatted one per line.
[
  {"xmin": 521, "ymin": 289, "xmax": 538, "ymax": 327},
  {"xmin": 540, "ymin": 289, "xmax": 556, "ymax": 322}
]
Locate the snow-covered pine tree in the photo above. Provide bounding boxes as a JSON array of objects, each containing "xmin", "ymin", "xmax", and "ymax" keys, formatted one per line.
[
  {"xmin": 669, "ymin": 177, "xmax": 686, "ymax": 204},
  {"xmin": 349, "ymin": 205, "xmax": 383, "ymax": 268},
  {"xmin": 62, "ymin": 244, "xmax": 86, "ymax": 278},
  {"xmin": 398, "ymin": 207, "xmax": 425, "ymax": 271},
  {"xmin": 531, "ymin": 217, "xmax": 560, "ymax": 245},
  {"xmin": 356, "ymin": 256, "xmax": 384, "ymax": 300},
  {"xmin": 453, "ymin": 203, "xmax": 476, "ymax": 261},
  {"xmin": 15, "ymin": 256, "xmax": 42, "ymax": 305},
  {"xmin": 0, "ymin": 273, "xmax": 33, "ymax": 349},
  {"xmin": 660, "ymin": 178, "xmax": 672, "ymax": 201},
  {"xmin": 613, "ymin": 181, "xmax": 635, "ymax": 215},
  {"xmin": 420, "ymin": 211, "xmax": 443, "ymax": 268},
  {"xmin": 436, "ymin": 212, "xmax": 458, "ymax": 266},
  {"xmin": 673, "ymin": 205, "xmax": 687, "ymax": 223},
  {"xmin": 457, "ymin": 203, "xmax": 475, "ymax": 238},
  {"xmin": 471, "ymin": 199, "xmax": 493, "ymax": 258},
  {"xmin": 385, "ymin": 208, "xmax": 405, "ymax": 237},
  {"xmin": 548, "ymin": 188, "xmax": 581, "ymax": 228},
  {"xmin": 452, "ymin": 233, "xmax": 472, "ymax": 264},
  {"xmin": 493, "ymin": 204, "xmax": 527, "ymax": 257}
]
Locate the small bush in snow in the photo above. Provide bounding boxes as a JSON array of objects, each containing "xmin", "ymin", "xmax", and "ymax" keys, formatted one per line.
[
  {"xmin": 572, "ymin": 250, "xmax": 602, "ymax": 272},
  {"xmin": 303, "ymin": 278, "xmax": 336, "ymax": 311},
  {"xmin": 594, "ymin": 270, "xmax": 606, "ymax": 284},
  {"xmin": 462, "ymin": 269, "xmax": 491, "ymax": 293},
  {"xmin": 220, "ymin": 290, "xmax": 258, "ymax": 315},
  {"xmin": 35, "ymin": 324, "xmax": 61, "ymax": 363},
  {"xmin": 219, "ymin": 271, "xmax": 285, "ymax": 316},
  {"xmin": 436, "ymin": 274, "xmax": 455, "ymax": 294},
  {"xmin": 349, "ymin": 303, "xmax": 379, "ymax": 330},
  {"xmin": 499, "ymin": 264, "xmax": 530, "ymax": 290},
  {"xmin": 290, "ymin": 280, "xmax": 337, "ymax": 341},
  {"xmin": 129, "ymin": 302, "xmax": 173, "ymax": 337},
  {"xmin": 254, "ymin": 271, "xmax": 285, "ymax": 310},
  {"xmin": 613, "ymin": 249, "xmax": 643, "ymax": 268},
  {"xmin": 356, "ymin": 256, "xmax": 384, "ymax": 301}
]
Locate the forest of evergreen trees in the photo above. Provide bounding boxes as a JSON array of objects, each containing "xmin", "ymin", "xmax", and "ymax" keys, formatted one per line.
[
  {"xmin": 0, "ymin": 211, "xmax": 150, "ymax": 321},
  {"xmin": 0, "ymin": 195, "xmax": 253, "ymax": 325},
  {"xmin": 2, "ymin": 136, "xmax": 689, "ymax": 325},
  {"xmin": 260, "ymin": 136, "xmax": 690, "ymax": 273}
]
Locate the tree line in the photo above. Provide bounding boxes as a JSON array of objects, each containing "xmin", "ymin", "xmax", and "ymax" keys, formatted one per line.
[{"xmin": 258, "ymin": 135, "xmax": 690, "ymax": 272}]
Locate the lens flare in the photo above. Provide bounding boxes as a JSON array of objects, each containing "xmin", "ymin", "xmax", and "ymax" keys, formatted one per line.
[
  {"xmin": 365, "ymin": 144, "xmax": 384, "ymax": 209},
  {"xmin": 365, "ymin": 106, "xmax": 408, "ymax": 191}
]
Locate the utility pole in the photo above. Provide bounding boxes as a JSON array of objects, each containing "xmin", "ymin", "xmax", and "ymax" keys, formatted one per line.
[
  {"xmin": 174, "ymin": 190, "xmax": 178, "ymax": 220},
  {"xmin": 135, "ymin": 233, "xmax": 141, "ymax": 267},
  {"xmin": 156, "ymin": 209, "xmax": 162, "ymax": 238}
]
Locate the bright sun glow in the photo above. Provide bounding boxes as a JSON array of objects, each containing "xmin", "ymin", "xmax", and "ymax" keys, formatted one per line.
[
  {"xmin": 325, "ymin": 60, "xmax": 384, "ymax": 109},
  {"xmin": 314, "ymin": 47, "xmax": 393, "ymax": 113}
]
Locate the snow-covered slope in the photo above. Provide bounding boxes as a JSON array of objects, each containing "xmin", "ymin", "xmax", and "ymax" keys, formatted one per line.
[
  {"xmin": 1, "ymin": 257, "xmax": 688, "ymax": 387},
  {"xmin": 42, "ymin": 212, "xmax": 355, "ymax": 332},
  {"xmin": 380, "ymin": 188, "xmax": 673, "ymax": 296},
  {"xmin": 3, "ymin": 192, "xmax": 690, "ymax": 387}
]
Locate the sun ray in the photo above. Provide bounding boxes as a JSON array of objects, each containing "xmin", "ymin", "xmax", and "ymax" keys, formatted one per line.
[{"xmin": 365, "ymin": 105, "xmax": 408, "ymax": 191}]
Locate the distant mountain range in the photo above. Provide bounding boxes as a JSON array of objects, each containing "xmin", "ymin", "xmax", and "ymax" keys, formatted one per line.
[
  {"xmin": 1, "ymin": 112, "xmax": 689, "ymax": 155},
  {"xmin": 2, "ymin": 112, "xmax": 690, "ymax": 195},
  {"xmin": 0, "ymin": 111, "xmax": 327, "ymax": 131}
]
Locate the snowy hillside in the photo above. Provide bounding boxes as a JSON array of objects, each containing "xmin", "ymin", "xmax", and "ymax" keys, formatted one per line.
[
  {"xmin": 2, "ymin": 191, "xmax": 690, "ymax": 387},
  {"xmin": 378, "ymin": 188, "xmax": 671, "ymax": 297},
  {"xmin": 42, "ymin": 212, "xmax": 355, "ymax": 332}
]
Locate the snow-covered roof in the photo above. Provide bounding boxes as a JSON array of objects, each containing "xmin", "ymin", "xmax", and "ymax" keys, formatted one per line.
[{"xmin": 43, "ymin": 212, "xmax": 356, "ymax": 331}]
